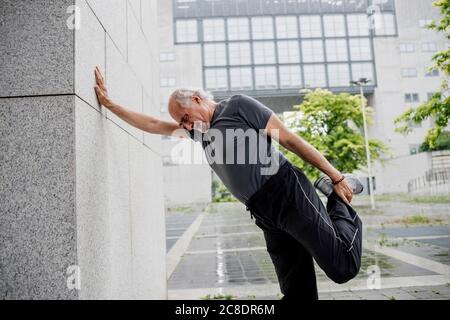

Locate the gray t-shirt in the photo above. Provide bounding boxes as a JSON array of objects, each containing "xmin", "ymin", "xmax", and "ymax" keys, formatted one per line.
[{"xmin": 186, "ymin": 94, "xmax": 288, "ymax": 205}]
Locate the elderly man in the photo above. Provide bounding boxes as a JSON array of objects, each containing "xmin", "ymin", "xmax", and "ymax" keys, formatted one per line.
[{"xmin": 94, "ymin": 67, "xmax": 363, "ymax": 300}]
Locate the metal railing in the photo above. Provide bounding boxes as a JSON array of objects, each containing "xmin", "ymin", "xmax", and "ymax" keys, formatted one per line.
[{"xmin": 408, "ymin": 168, "xmax": 450, "ymax": 193}]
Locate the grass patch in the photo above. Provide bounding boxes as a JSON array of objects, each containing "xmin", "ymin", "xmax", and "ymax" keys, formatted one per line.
[
  {"xmin": 365, "ymin": 193, "xmax": 450, "ymax": 204},
  {"xmin": 391, "ymin": 214, "xmax": 444, "ymax": 226},
  {"xmin": 200, "ymin": 294, "xmax": 236, "ymax": 300},
  {"xmin": 167, "ymin": 205, "xmax": 194, "ymax": 213}
]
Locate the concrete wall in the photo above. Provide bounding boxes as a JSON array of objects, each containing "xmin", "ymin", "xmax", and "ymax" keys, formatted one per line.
[
  {"xmin": 157, "ymin": 0, "xmax": 212, "ymax": 207},
  {"xmin": 372, "ymin": 152, "xmax": 433, "ymax": 194},
  {"xmin": 0, "ymin": 0, "xmax": 166, "ymax": 299}
]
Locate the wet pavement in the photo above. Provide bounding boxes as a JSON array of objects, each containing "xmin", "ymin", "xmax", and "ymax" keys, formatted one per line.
[{"xmin": 166, "ymin": 200, "xmax": 450, "ymax": 300}]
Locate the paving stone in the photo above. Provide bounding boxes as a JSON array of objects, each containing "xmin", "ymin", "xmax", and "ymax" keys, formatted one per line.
[{"xmin": 166, "ymin": 203, "xmax": 450, "ymax": 300}]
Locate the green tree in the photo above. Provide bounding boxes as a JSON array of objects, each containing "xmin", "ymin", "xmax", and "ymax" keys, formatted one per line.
[
  {"xmin": 395, "ymin": 0, "xmax": 450, "ymax": 150},
  {"xmin": 280, "ymin": 89, "xmax": 388, "ymax": 180}
]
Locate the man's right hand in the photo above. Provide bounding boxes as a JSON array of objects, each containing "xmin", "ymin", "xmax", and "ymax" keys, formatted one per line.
[
  {"xmin": 333, "ymin": 178, "xmax": 353, "ymax": 204},
  {"xmin": 94, "ymin": 66, "xmax": 112, "ymax": 108}
]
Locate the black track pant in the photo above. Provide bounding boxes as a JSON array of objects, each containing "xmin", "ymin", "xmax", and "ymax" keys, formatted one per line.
[{"xmin": 245, "ymin": 161, "xmax": 363, "ymax": 300}]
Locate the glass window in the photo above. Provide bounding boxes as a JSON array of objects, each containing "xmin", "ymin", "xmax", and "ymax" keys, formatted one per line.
[
  {"xmin": 230, "ymin": 67, "xmax": 253, "ymax": 90},
  {"xmin": 349, "ymin": 38, "xmax": 372, "ymax": 61},
  {"xmin": 227, "ymin": 18, "xmax": 250, "ymax": 40},
  {"xmin": 323, "ymin": 15, "xmax": 346, "ymax": 37},
  {"xmin": 279, "ymin": 65, "xmax": 302, "ymax": 88},
  {"xmin": 351, "ymin": 63, "xmax": 374, "ymax": 82},
  {"xmin": 425, "ymin": 68, "xmax": 439, "ymax": 77},
  {"xmin": 401, "ymin": 68, "xmax": 418, "ymax": 78},
  {"xmin": 302, "ymin": 40, "xmax": 324, "ymax": 63},
  {"xmin": 422, "ymin": 42, "xmax": 437, "ymax": 52},
  {"xmin": 160, "ymin": 77, "xmax": 176, "ymax": 87},
  {"xmin": 277, "ymin": 40, "xmax": 300, "ymax": 64},
  {"xmin": 205, "ymin": 68, "xmax": 228, "ymax": 90},
  {"xmin": 409, "ymin": 144, "xmax": 421, "ymax": 155},
  {"xmin": 299, "ymin": 15, "xmax": 322, "ymax": 38},
  {"xmin": 303, "ymin": 64, "xmax": 326, "ymax": 88},
  {"xmin": 203, "ymin": 18, "xmax": 225, "ymax": 41},
  {"xmin": 252, "ymin": 17, "xmax": 274, "ymax": 39},
  {"xmin": 253, "ymin": 41, "xmax": 276, "ymax": 64},
  {"xmin": 276, "ymin": 16, "xmax": 298, "ymax": 39},
  {"xmin": 328, "ymin": 64, "xmax": 350, "ymax": 87},
  {"xmin": 204, "ymin": 43, "xmax": 226, "ymax": 66},
  {"xmin": 254, "ymin": 66, "xmax": 277, "ymax": 89},
  {"xmin": 374, "ymin": 13, "xmax": 396, "ymax": 36},
  {"xmin": 228, "ymin": 42, "xmax": 251, "ymax": 65},
  {"xmin": 404, "ymin": 93, "xmax": 420, "ymax": 103},
  {"xmin": 326, "ymin": 39, "xmax": 348, "ymax": 62},
  {"xmin": 347, "ymin": 14, "xmax": 369, "ymax": 36},
  {"xmin": 160, "ymin": 52, "xmax": 176, "ymax": 62},
  {"xmin": 176, "ymin": 19, "xmax": 198, "ymax": 43},
  {"xmin": 399, "ymin": 43, "xmax": 415, "ymax": 53}
]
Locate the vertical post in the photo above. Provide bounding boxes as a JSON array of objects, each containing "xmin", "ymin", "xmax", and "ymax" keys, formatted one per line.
[{"xmin": 360, "ymin": 84, "xmax": 376, "ymax": 210}]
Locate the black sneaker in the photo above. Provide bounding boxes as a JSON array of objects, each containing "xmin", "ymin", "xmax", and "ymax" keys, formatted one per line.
[{"xmin": 313, "ymin": 174, "xmax": 364, "ymax": 197}]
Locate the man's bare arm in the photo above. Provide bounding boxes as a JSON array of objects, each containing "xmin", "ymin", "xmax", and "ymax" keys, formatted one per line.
[
  {"xmin": 265, "ymin": 113, "xmax": 353, "ymax": 203},
  {"xmin": 104, "ymin": 101, "xmax": 184, "ymax": 136},
  {"xmin": 94, "ymin": 67, "xmax": 188, "ymax": 138}
]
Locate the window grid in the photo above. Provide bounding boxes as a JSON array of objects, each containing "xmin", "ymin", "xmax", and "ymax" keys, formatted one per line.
[
  {"xmin": 422, "ymin": 42, "xmax": 437, "ymax": 52},
  {"xmin": 253, "ymin": 41, "xmax": 276, "ymax": 64},
  {"xmin": 299, "ymin": 15, "xmax": 323, "ymax": 38},
  {"xmin": 189, "ymin": 13, "xmax": 379, "ymax": 92},
  {"xmin": 228, "ymin": 42, "xmax": 252, "ymax": 65},
  {"xmin": 302, "ymin": 40, "xmax": 325, "ymax": 63},
  {"xmin": 276, "ymin": 16, "xmax": 299, "ymax": 39},
  {"xmin": 204, "ymin": 43, "xmax": 227, "ymax": 66},
  {"xmin": 323, "ymin": 15, "xmax": 346, "ymax": 37},
  {"xmin": 277, "ymin": 40, "xmax": 301, "ymax": 64},
  {"xmin": 251, "ymin": 17, "xmax": 274, "ymax": 40},
  {"xmin": 405, "ymin": 93, "xmax": 420, "ymax": 103},
  {"xmin": 374, "ymin": 13, "xmax": 396, "ymax": 36},
  {"xmin": 326, "ymin": 39, "xmax": 348, "ymax": 62},
  {"xmin": 349, "ymin": 38, "xmax": 372, "ymax": 61},
  {"xmin": 425, "ymin": 68, "xmax": 439, "ymax": 77},
  {"xmin": 205, "ymin": 68, "xmax": 228, "ymax": 91},
  {"xmin": 304, "ymin": 64, "xmax": 326, "ymax": 88},
  {"xmin": 351, "ymin": 63, "xmax": 374, "ymax": 82},
  {"xmin": 327, "ymin": 64, "xmax": 350, "ymax": 87},
  {"xmin": 401, "ymin": 68, "xmax": 418, "ymax": 78},
  {"xmin": 347, "ymin": 14, "xmax": 369, "ymax": 36},
  {"xmin": 176, "ymin": 19, "xmax": 198, "ymax": 43},
  {"xmin": 254, "ymin": 66, "xmax": 277, "ymax": 89},
  {"xmin": 279, "ymin": 65, "xmax": 303, "ymax": 88},
  {"xmin": 227, "ymin": 17, "xmax": 250, "ymax": 40},
  {"xmin": 203, "ymin": 18, "xmax": 225, "ymax": 41},
  {"xmin": 230, "ymin": 67, "xmax": 253, "ymax": 90},
  {"xmin": 399, "ymin": 43, "xmax": 415, "ymax": 53}
]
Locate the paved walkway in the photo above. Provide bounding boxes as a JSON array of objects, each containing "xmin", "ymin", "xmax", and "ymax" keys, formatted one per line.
[{"xmin": 165, "ymin": 200, "xmax": 450, "ymax": 300}]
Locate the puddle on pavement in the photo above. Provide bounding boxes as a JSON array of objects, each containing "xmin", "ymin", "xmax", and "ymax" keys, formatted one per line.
[{"xmin": 168, "ymin": 245, "xmax": 436, "ymax": 290}]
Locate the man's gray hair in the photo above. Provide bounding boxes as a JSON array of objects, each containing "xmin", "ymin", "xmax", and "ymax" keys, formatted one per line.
[{"xmin": 170, "ymin": 88, "xmax": 214, "ymax": 107}]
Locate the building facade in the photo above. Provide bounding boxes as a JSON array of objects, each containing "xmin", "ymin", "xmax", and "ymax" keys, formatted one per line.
[
  {"xmin": 161, "ymin": 0, "xmax": 447, "ymax": 195},
  {"xmin": 158, "ymin": 0, "xmax": 212, "ymax": 207},
  {"xmin": 0, "ymin": 0, "xmax": 166, "ymax": 299}
]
